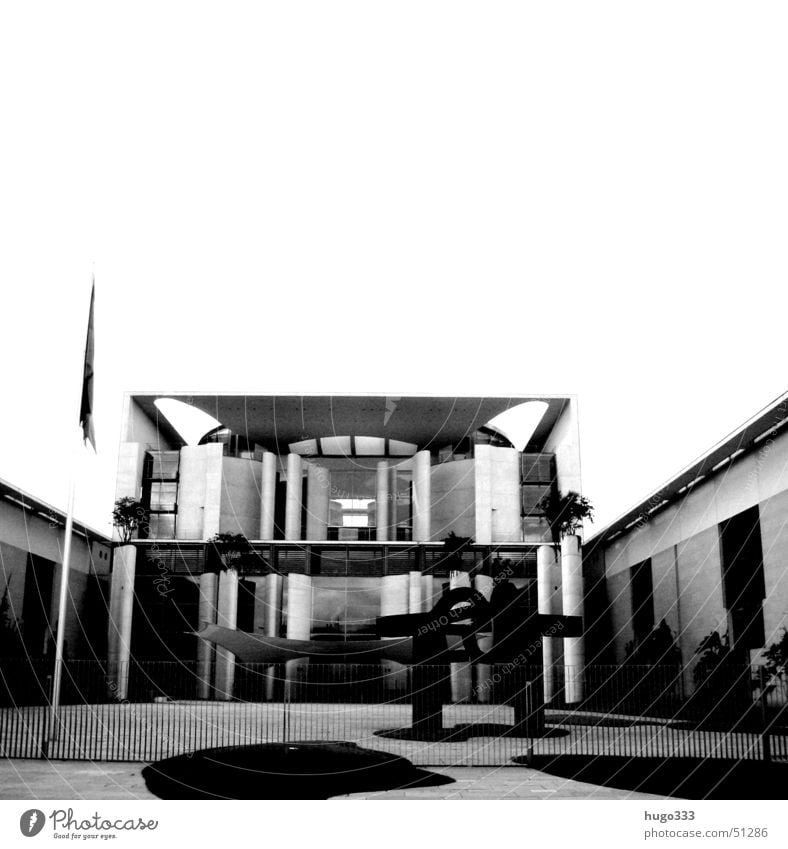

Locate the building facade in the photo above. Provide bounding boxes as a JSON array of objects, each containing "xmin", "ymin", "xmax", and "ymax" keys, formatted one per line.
[
  {"xmin": 0, "ymin": 477, "xmax": 112, "ymax": 661},
  {"xmin": 584, "ymin": 392, "xmax": 788, "ymax": 691},
  {"xmin": 110, "ymin": 393, "xmax": 585, "ymax": 701}
]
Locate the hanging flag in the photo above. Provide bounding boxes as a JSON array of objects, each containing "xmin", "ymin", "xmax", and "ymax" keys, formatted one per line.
[{"xmin": 79, "ymin": 282, "xmax": 96, "ymax": 450}]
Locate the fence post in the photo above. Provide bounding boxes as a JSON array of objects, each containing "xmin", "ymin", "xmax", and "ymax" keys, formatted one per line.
[{"xmin": 758, "ymin": 665, "xmax": 771, "ymax": 764}]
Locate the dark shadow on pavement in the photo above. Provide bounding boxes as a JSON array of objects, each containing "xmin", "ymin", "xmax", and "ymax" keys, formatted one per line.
[{"xmin": 142, "ymin": 741, "xmax": 455, "ymax": 800}]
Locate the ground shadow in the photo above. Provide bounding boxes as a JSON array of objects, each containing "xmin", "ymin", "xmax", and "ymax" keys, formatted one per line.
[
  {"xmin": 515, "ymin": 755, "xmax": 788, "ymax": 800},
  {"xmin": 547, "ymin": 713, "xmax": 666, "ymax": 728},
  {"xmin": 142, "ymin": 741, "xmax": 455, "ymax": 799},
  {"xmin": 375, "ymin": 723, "xmax": 569, "ymax": 741}
]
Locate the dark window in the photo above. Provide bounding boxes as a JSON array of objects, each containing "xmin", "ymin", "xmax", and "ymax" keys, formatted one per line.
[
  {"xmin": 720, "ymin": 506, "xmax": 766, "ymax": 649},
  {"xmin": 22, "ymin": 553, "xmax": 54, "ymax": 655},
  {"xmin": 630, "ymin": 558, "xmax": 654, "ymax": 643}
]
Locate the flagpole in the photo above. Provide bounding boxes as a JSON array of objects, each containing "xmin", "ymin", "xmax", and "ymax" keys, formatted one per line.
[
  {"xmin": 46, "ymin": 446, "xmax": 79, "ymax": 751},
  {"xmin": 45, "ymin": 280, "xmax": 96, "ymax": 755}
]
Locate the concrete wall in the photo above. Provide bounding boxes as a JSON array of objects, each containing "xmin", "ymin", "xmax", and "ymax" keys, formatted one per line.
[
  {"xmin": 474, "ymin": 446, "xmax": 521, "ymax": 544},
  {"xmin": 176, "ymin": 444, "xmax": 224, "ymax": 539},
  {"xmin": 120, "ymin": 397, "xmax": 175, "ymax": 448},
  {"xmin": 544, "ymin": 398, "xmax": 582, "ymax": 498},
  {"xmin": 220, "ymin": 457, "xmax": 263, "ymax": 538},
  {"xmin": 594, "ymin": 427, "xmax": 788, "ymax": 668},
  {"xmin": 430, "ymin": 460, "xmax": 475, "ymax": 540},
  {"xmin": 0, "ymin": 500, "xmax": 104, "ymax": 658},
  {"xmin": 758, "ymin": 488, "xmax": 788, "ymax": 647}
]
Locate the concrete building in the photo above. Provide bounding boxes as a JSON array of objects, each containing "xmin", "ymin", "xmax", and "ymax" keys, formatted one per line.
[
  {"xmin": 0, "ymin": 477, "xmax": 112, "ymax": 659},
  {"xmin": 111, "ymin": 393, "xmax": 585, "ymax": 701},
  {"xmin": 584, "ymin": 392, "xmax": 788, "ymax": 690}
]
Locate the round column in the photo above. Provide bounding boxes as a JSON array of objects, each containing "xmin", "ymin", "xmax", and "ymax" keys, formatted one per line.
[
  {"xmin": 265, "ymin": 572, "xmax": 283, "ymax": 700},
  {"xmin": 214, "ymin": 568, "xmax": 239, "ymax": 701},
  {"xmin": 107, "ymin": 544, "xmax": 136, "ymax": 701},
  {"xmin": 259, "ymin": 451, "xmax": 277, "ymax": 539},
  {"xmin": 473, "ymin": 574, "xmax": 494, "ymax": 703},
  {"xmin": 376, "ymin": 461, "xmax": 389, "ymax": 541},
  {"xmin": 448, "ymin": 570, "xmax": 472, "ymax": 703},
  {"xmin": 421, "ymin": 574, "xmax": 434, "ymax": 610},
  {"xmin": 284, "ymin": 453, "xmax": 303, "ymax": 540},
  {"xmin": 408, "ymin": 570, "xmax": 422, "ymax": 613},
  {"xmin": 286, "ymin": 573, "xmax": 312, "ymax": 640},
  {"xmin": 196, "ymin": 571, "xmax": 218, "ymax": 699},
  {"xmin": 306, "ymin": 464, "xmax": 330, "ymax": 540},
  {"xmin": 412, "ymin": 450, "xmax": 432, "ymax": 542},
  {"xmin": 537, "ymin": 544, "xmax": 559, "ymax": 702},
  {"xmin": 561, "ymin": 534, "xmax": 585, "ymax": 704}
]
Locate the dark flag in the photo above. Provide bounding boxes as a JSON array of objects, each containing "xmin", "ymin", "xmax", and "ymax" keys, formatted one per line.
[{"xmin": 79, "ymin": 282, "xmax": 96, "ymax": 450}]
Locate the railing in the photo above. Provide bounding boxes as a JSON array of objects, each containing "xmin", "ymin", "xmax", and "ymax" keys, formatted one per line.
[{"xmin": 1, "ymin": 660, "xmax": 785, "ymax": 765}]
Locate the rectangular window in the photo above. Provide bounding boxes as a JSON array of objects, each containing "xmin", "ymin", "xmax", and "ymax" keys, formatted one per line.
[
  {"xmin": 630, "ymin": 559, "xmax": 654, "ymax": 642},
  {"xmin": 720, "ymin": 506, "xmax": 766, "ymax": 649}
]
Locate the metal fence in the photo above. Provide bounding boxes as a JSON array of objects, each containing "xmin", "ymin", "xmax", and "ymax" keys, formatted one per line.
[{"xmin": 1, "ymin": 659, "xmax": 785, "ymax": 765}]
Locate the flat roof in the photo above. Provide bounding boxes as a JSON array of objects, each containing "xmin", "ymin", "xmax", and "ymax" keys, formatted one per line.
[
  {"xmin": 127, "ymin": 392, "xmax": 573, "ymax": 453},
  {"xmin": 586, "ymin": 389, "xmax": 788, "ymax": 549}
]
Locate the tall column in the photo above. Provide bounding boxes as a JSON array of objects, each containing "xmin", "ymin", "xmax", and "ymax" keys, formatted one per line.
[
  {"xmin": 449, "ymin": 570, "xmax": 472, "ymax": 703},
  {"xmin": 389, "ymin": 466, "xmax": 399, "ymax": 539},
  {"xmin": 306, "ymin": 464, "xmax": 330, "ymax": 540},
  {"xmin": 284, "ymin": 453, "xmax": 303, "ymax": 540},
  {"xmin": 286, "ymin": 574, "xmax": 312, "ymax": 640},
  {"xmin": 474, "ymin": 574, "xmax": 494, "ymax": 704},
  {"xmin": 561, "ymin": 534, "xmax": 585, "ymax": 704},
  {"xmin": 412, "ymin": 450, "xmax": 432, "ymax": 542},
  {"xmin": 214, "ymin": 569, "xmax": 239, "ymax": 701},
  {"xmin": 196, "ymin": 572, "xmax": 218, "ymax": 699},
  {"xmin": 380, "ymin": 573, "xmax": 410, "ymax": 694},
  {"xmin": 408, "ymin": 571, "xmax": 422, "ymax": 613},
  {"xmin": 265, "ymin": 573, "xmax": 283, "ymax": 637},
  {"xmin": 421, "ymin": 574, "xmax": 434, "ymax": 610},
  {"xmin": 107, "ymin": 545, "xmax": 136, "ymax": 700},
  {"xmin": 538, "ymin": 544, "xmax": 559, "ymax": 702},
  {"xmin": 264, "ymin": 572, "xmax": 283, "ymax": 700},
  {"xmin": 376, "ymin": 461, "xmax": 389, "ymax": 541},
  {"xmin": 259, "ymin": 451, "xmax": 277, "ymax": 539}
]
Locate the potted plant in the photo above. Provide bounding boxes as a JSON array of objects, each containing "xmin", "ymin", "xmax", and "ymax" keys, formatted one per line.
[
  {"xmin": 207, "ymin": 533, "xmax": 257, "ymax": 574},
  {"xmin": 537, "ymin": 489, "xmax": 594, "ymax": 543},
  {"xmin": 112, "ymin": 496, "xmax": 147, "ymax": 543}
]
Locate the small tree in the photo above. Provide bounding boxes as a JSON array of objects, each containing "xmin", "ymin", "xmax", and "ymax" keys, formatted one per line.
[
  {"xmin": 207, "ymin": 533, "xmax": 256, "ymax": 574},
  {"xmin": 112, "ymin": 497, "xmax": 147, "ymax": 543},
  {"xmin": 763, "ymin": 629, "xmax": 788, "ymax": 678},
  {"xmin": 537, "ymin": 489, "xmax": 594, "ymax": 542}
]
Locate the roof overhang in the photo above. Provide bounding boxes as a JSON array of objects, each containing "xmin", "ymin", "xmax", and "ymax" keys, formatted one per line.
[{"xmin": 126, "ymin": 393, "xmax": 572, "ymax": 453}]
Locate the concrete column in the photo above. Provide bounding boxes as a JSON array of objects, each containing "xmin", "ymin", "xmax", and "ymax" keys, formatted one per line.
[
  {"xmin": 286, "ymin": 573, "xmax": 312, "ymax": 640},
  {"xmin": 376, "ymin": 461, "xmax": 389, "ymax": 542},
  {"xmin": 449, "ymin": 570, "xmax": 472, "ymax": 703},
  {"xmin": 474, "ymin": 574, "xmax": 494, "ymax": 702},
  {"xmin": 107, "ymin": 545, "xmax": 136, "ymax": 700},
  {"xmin": 214, "ymin": 569, "xmax": 239, "ymax": 701},
  {"xmin": 538, "ymin": 544, "xmax": 559, "ymax": 702},
  {"xmin": 265, "ymin": 572, "xmax": 283, "ymax": 700},
  {"xmin": 305, "ymin": 464, "xmax": 330, "ymax": 540},
  {"xmin": 265, "ymin": 573, "xmax": 283, "ymax": 637},
  {"xmin": 421, "ymin": 574, "xmax": 435, "ymax": 610},
  {"xmin": 252, "ymin": 577, "xmax": 267, "ymax": 634},
  {"xmin": 196, "ymin": 572, "xmax": 218, "ymax": 699},
  {"xmin": 561, "ymin": 534, "xmax": 585, "ymax": 703},
  {"xmin": 259, "ymin": 451, "xmax": 277, "ymax": 539},
  {"xmin": 380, "ymin": 573, "xmax": 410, "ymax": 694},
  {"xmin": 380, "ymin": 573, "xmax": 410, "ymax": 616},
  {"xmin": 389, "ymin": 466, "xmax": 399, "ymax": 539},
  {"xmin": 284, "ymin": 453, "xmax": 303, "ymax": 540},
  {"xmin": 408, "ymin": 571, "xmax": 422, "ymax": 613},
  {"xmin": 412, "ymin": 450, "xmax": 432, "ymax": 542}
]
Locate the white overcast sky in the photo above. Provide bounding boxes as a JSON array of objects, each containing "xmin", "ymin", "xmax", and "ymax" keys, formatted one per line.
[{"xmin": 0, "ymin": 2, "xmax": 786, "ymax": 538}]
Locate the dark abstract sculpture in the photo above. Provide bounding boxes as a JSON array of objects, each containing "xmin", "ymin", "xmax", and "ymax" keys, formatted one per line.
[{"xmin": 196, "ymin": 578, "xmax": 582, "ymax": 740}]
